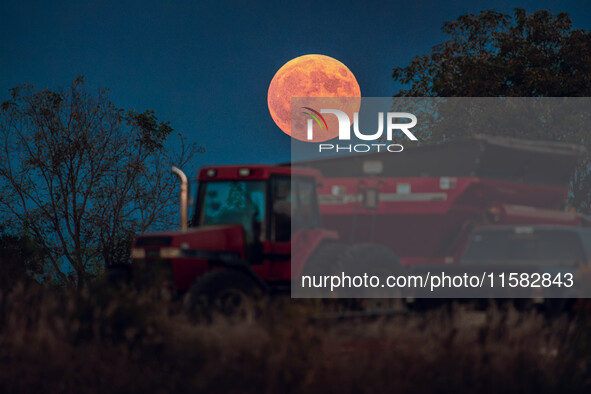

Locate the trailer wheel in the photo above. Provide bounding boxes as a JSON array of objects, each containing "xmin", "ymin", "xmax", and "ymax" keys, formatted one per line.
[
  {"xmin": 300, "ymin": 242, "xmax": 404, "ymax": 299},
  {"xmin": 299, "ymin": 241, "xmax": 363, "ymax": 310},
  {"xmin": 345, "ymin": 243, "xmax": 405, "ymax": 299},
  {"xmin": 298, "ymin": 242, "xmax": 349, "ymax": 297},
  {"xmin": 185, "ymin": 269, "xmax": 262, "ymax": 323},
  {"xmin": 303, "ymin": 242, "xmax": 348, "ymax": 276}
]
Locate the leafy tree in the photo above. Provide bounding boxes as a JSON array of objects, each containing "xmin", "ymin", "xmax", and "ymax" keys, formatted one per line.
[
  {"xmin": 0, "ymin": 77, "xmax": 203, "ymax": 287},
  {"xmin": 392, "ymin": 9, "xmax": 591, "ymax": 213}
]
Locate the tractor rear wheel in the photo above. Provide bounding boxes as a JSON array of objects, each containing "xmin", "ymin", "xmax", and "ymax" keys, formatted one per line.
[{"xmin": 185, "ymin": 269, "xmax": 262, "ymax": 323}]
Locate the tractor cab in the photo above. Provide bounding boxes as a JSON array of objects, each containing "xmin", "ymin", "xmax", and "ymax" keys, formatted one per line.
[
  {"xmin": 131, "ymin": 165, "xmax": 334, "ymax": 292},
  {"xmin": 194, "ymin": 165, "xmax": 323, "ymax": 258}
]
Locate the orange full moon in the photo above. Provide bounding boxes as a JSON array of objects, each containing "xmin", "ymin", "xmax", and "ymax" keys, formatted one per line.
[{"xmin": 267, "ymin": 54, "xmax": 361, "ymax": 142}]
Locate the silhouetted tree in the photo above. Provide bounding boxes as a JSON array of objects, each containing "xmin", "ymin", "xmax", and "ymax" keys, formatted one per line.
[
  {"xmin": 393, "ymin": 9, "xmax": 591, "ymax": 212},
  {"xmin": 0, "ymin": 77, "xmax": 204, "ymax": 287}
]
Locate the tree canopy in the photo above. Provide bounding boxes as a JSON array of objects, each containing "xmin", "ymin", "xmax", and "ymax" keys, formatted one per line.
[
  {"xmin": 393, "ymin": 9, "xmax": 591, "ymax": 97},
  {"xmin": 392, "ymin": 9, "xmax": 591, "ymax": 213},
  {"xmin": 0, "ymin": 77, "xmax": 203, "ymax": 287}
]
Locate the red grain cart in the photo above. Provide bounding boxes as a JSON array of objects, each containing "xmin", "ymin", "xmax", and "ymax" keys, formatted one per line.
[{"xmin": 304, "ymin": 136, "xmax": 587, "ymax": 265}]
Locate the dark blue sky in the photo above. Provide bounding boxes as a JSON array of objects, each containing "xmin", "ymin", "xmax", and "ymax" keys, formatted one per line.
[{"xmin": 2, "ymin": 1, "xmax": 591, "ymax": 171}]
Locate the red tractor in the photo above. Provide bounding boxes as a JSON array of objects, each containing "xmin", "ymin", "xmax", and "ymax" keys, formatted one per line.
[{"xmin": 130, "ymin": 164, "xmax": 401, "ymax": 313}]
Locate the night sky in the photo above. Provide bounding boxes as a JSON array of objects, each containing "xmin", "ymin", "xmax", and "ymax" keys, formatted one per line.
[{"xmin": 2, "ymin": 0, "xmax": 591, "ymax": 172}]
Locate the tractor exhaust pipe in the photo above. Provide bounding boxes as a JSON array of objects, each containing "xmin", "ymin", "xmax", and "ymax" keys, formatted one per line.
[{"xmin": 172, "ymin": 166, "xmax": 188, "ymax": 232}]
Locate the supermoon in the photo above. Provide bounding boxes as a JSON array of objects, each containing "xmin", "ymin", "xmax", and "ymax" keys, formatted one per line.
[{"xmin": 268, "ymin": 54, "xmax": 361, "ymax": 142}]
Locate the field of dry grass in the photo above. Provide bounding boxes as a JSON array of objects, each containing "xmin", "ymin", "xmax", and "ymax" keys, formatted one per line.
[{"xmin": 0, "ymin": 283, "xmax": 590, "ymax": 393}]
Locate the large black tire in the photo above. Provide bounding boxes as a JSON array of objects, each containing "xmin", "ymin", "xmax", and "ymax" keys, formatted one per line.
[
  {"xmin": 297, "ymin": 242, "xmax": 349, "ymax": 298},
  {"xmin": 345, "ymin": 243, "xmax": 404, "ymax": 275},
  {"xmin": 185, "ymin": 269, "xmax": 262, "ymax": 323},
  {"xmin": 302, "ymin": 242, "xmax": 349, "ymax": 277},
  {"xmin": 344, "ymin": 243, "xmax": 405, "ymax": 299},
  {"xmin": 299, "ymin": 242, "xmax": 405, "ymax": 301}
]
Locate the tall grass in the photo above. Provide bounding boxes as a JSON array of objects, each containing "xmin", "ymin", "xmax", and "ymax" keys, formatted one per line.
[{"xmin": 0, "ymin": 283, "xmax": 589, "ymax": 393}]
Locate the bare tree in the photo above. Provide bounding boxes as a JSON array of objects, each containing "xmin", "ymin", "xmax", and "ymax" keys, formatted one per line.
[{"xmin": 0, "ymin": 77, "xmax": 203, "ymax": 287}]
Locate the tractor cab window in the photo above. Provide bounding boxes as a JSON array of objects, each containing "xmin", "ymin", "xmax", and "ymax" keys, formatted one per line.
[
  {"xmin": 198, "ymin": 181, "xmax": 266, "ymax": 245},
  {"xmin": 294, "ymin": 177, "xmax": 321, "ymax": 230},
  {"xmin": 272, "ymin": 177, "xmax": 292, "ymax": 242},
  {"xmin": 271, "ymin": 176, "xmax": 320, "ymax": 242}
]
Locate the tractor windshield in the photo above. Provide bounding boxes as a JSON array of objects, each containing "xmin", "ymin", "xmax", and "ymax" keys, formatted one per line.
[{"xmin": 197, "ymin": 181, "xmax": 266, "ymax": 243}]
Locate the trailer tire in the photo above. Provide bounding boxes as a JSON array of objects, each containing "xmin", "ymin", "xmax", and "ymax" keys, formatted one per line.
[
  {"xmin": 297, "ymin": 242, "xmax": 349, "ymax": 297},
  {"xmin": 345, "ymin": 243, "xmax": 405, "ymax": 298},
  {"xmin": 302, "ymin": 242, "xmax": 349, "ymax": 276},
  {"xmin": 299, "ymin": 242, "xmax": 404, "ymax": 299},
  {"xmin": 185, "ymin": 269, "xmax": 262, "ymax": 323}
]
